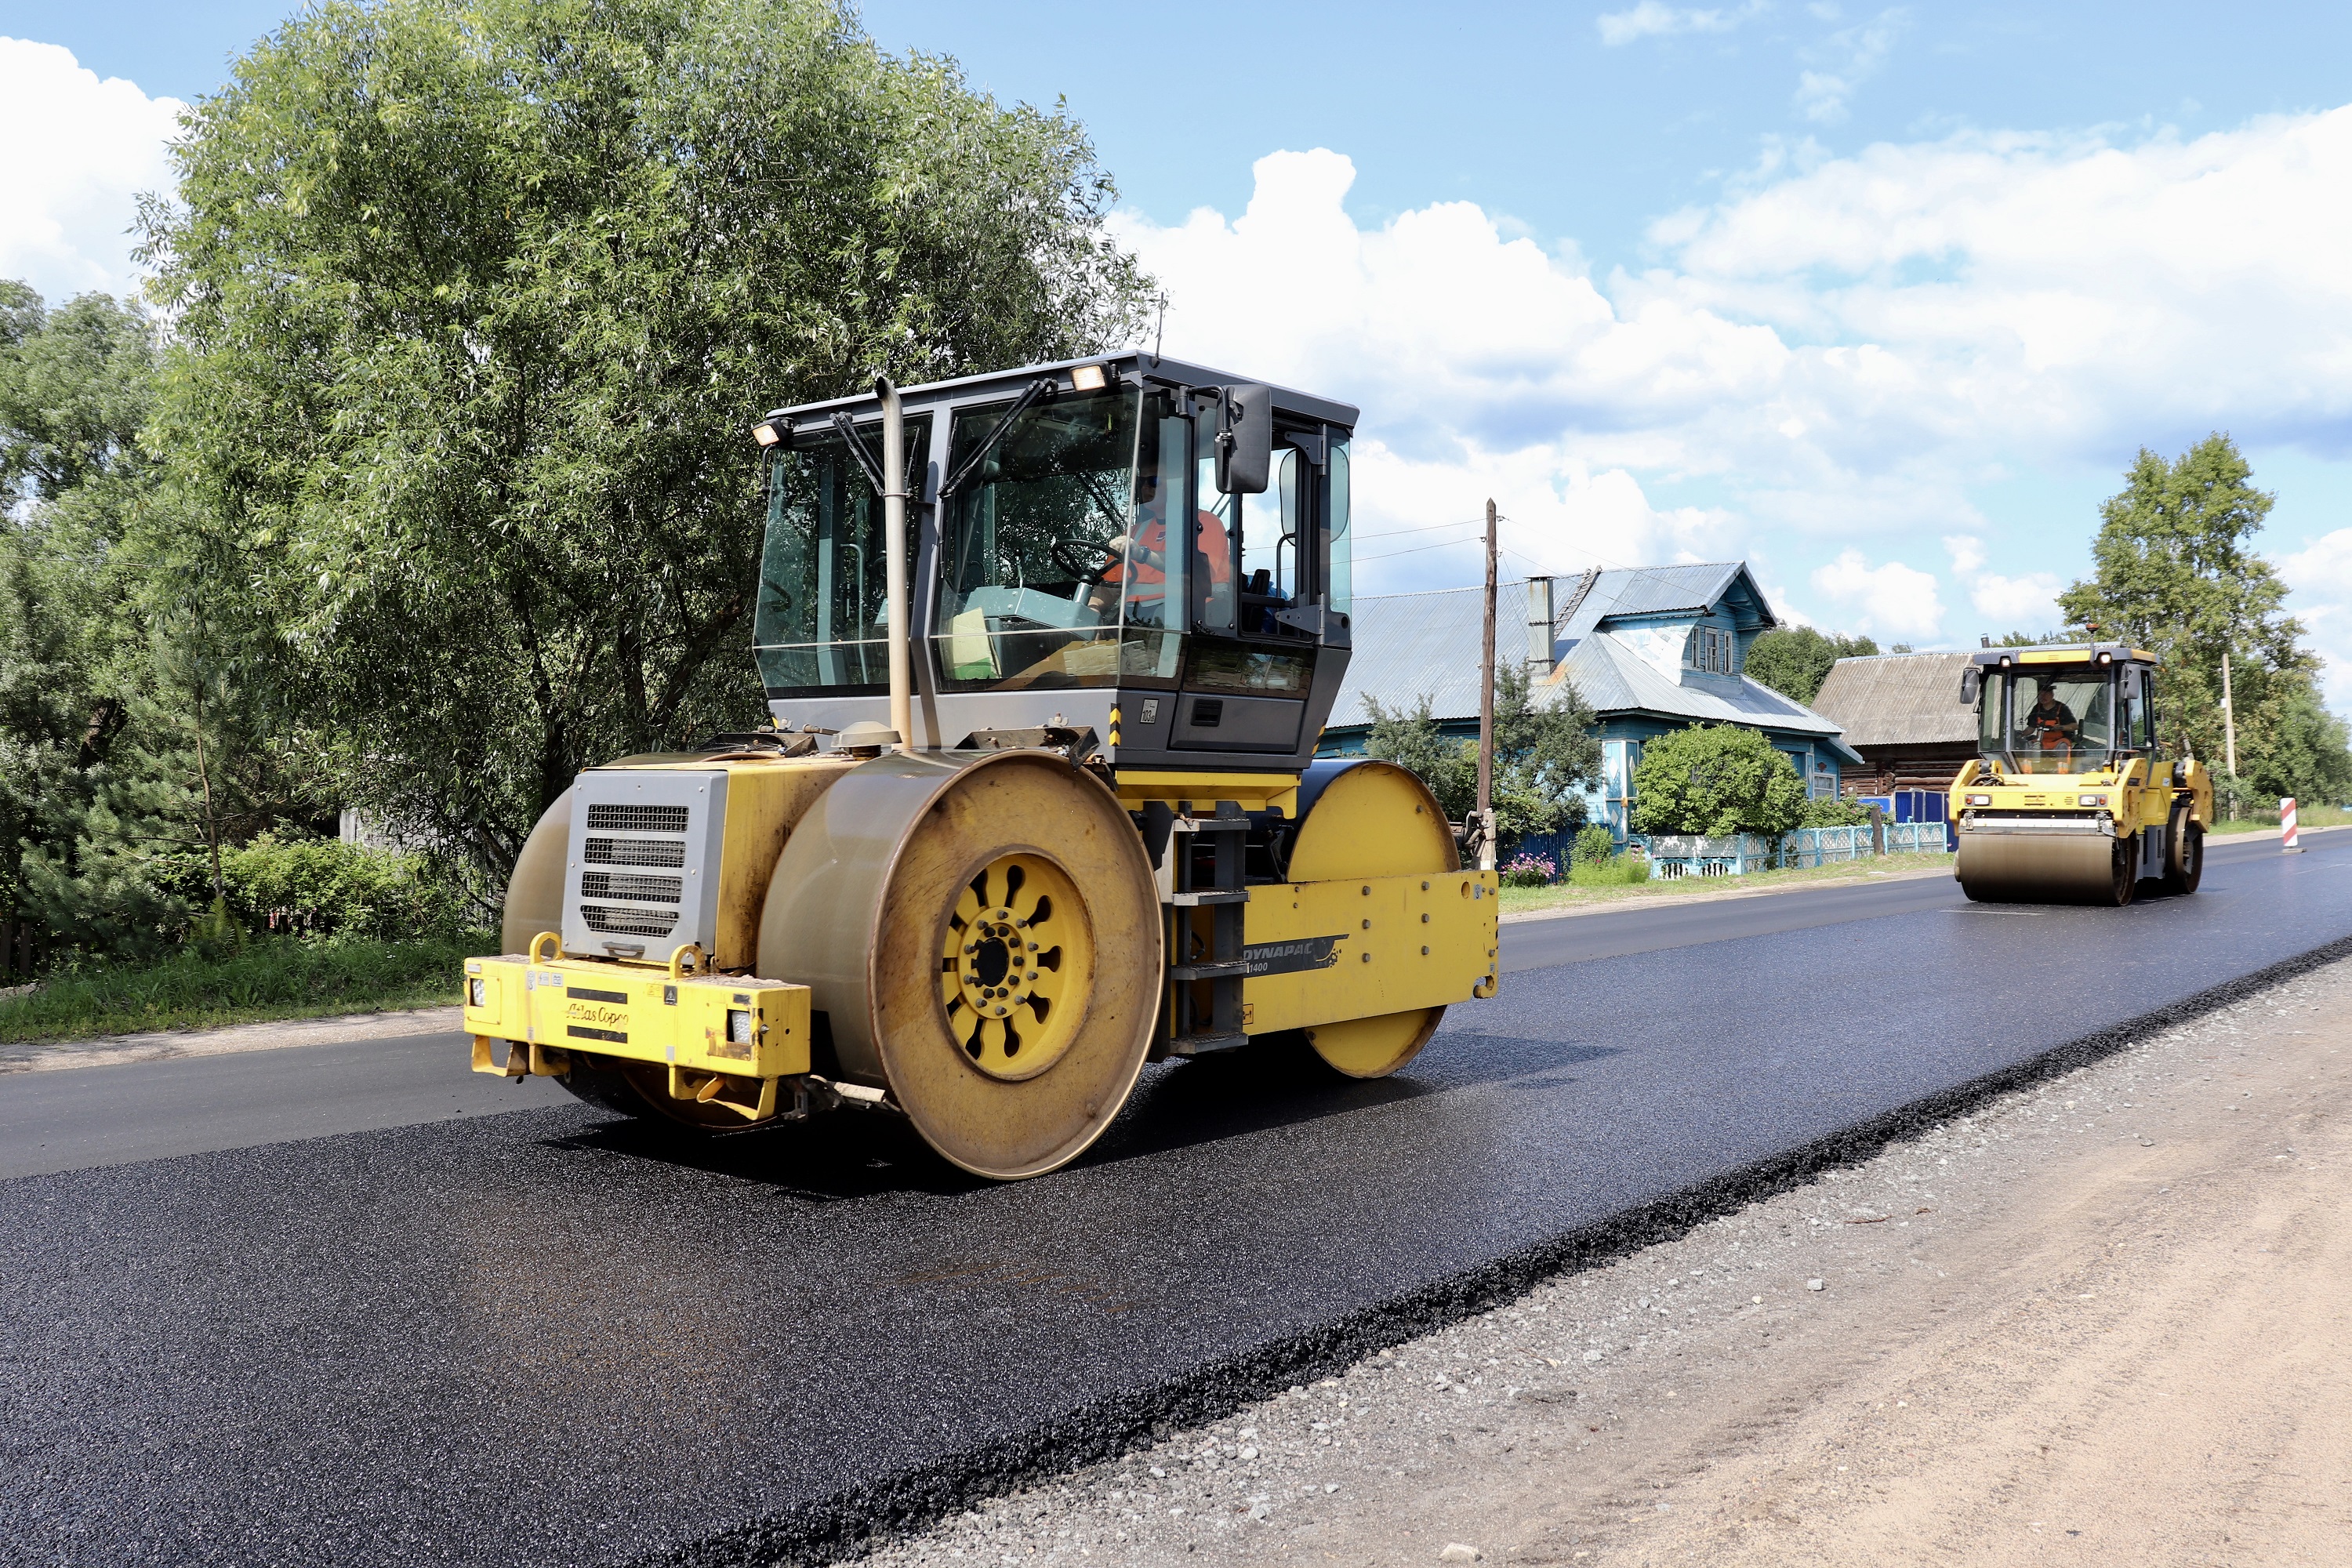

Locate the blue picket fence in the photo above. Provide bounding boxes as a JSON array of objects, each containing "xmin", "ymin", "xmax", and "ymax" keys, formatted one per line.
[
  {"xmin": 1499, "ymin": 820, "xmax": 1953, "ymax": 883},
  {"xmin": 1780, "ymin": 821, "xmax": 1953, "ymax": 867}
]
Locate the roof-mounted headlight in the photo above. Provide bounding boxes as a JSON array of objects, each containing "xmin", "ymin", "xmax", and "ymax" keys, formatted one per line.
[
  {"xmin": 751, "ymin": 417, "xmax": 789, "ymax": 448},
  {"xmin": 1070, "ymin": 363, "xmax": 1108, "ymax": 392}
]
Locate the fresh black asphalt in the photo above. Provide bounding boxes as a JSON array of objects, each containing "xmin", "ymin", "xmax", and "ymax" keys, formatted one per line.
[{"xmin": 2, "ymin": 833, "xmax": 2344, "ymax": 1566}]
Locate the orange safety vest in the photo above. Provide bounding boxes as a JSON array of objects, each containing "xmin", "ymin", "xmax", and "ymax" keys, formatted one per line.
[{"xmin": 1102, "ymin": 509, "xmax": 1232, "ymax": 606}]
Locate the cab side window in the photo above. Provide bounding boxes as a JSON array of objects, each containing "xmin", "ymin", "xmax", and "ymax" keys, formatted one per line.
[{"xmin": 1237, "ymin": 447, "xmax": 1304, "ymax": 635}]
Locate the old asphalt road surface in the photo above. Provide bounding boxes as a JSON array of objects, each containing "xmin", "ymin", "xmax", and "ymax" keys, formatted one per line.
[{"xmin": 2, "ymin": 833, "xmax": 2346, "ymax": 1566}]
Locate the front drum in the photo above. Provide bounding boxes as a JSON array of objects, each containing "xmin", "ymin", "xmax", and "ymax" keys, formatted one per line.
[{"xmin": 759, "ymin": 752, "xmax": 1162, "ymax": 1179}]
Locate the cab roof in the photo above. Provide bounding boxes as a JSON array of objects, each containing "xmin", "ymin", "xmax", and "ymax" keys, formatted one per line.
[
  {"xmin": 760, "ymin": 352, "xmax": 1360, "ymax": 432},
  {"xmin": 1969, "ymin": 642, "xmax": 2157, "ymax": 670}
]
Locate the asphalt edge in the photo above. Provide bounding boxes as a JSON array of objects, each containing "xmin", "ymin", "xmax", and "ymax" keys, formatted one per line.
[{"xmin": 642, "ymin": 930, "xmax": 2352, "ymax": 1568}]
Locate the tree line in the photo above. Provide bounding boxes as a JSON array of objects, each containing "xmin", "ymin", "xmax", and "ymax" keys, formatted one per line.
[
  {"xmin": 1741, "ymin": 436, "xmax": 2351, "ymax": 811},
  {"xmin": 1, "ymin": 0, "xmax": 1151, "ymax": 965}
]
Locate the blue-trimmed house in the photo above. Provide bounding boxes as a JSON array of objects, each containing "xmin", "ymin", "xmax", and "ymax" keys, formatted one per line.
[{"xmin": 1317, "ymin": 563, "xmax": 1863, "ymax": 840}]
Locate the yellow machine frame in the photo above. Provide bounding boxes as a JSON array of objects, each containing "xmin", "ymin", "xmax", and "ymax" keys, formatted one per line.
[{"xmin": 464, "ymin": 750, "xmax": 1500, "ymax": 1167}]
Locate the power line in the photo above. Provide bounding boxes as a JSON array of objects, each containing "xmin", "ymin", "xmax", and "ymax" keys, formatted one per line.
[
  {"xmin": 1352, "ymin": 517, "xmax": 1486, "ymax": 543},
  {"xmin": 1354, "ymin": 535, "xmax": 1490, "ymax": 564}
]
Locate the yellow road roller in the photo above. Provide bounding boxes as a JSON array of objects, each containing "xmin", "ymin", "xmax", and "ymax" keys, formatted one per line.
[
  {"xmin": 1949, "ymin": 644, "xmax": 2213, "ymax": 905},
  {"xmin": 459, "ymin": 354, "xmax": 1500, "ymax": 1178}
]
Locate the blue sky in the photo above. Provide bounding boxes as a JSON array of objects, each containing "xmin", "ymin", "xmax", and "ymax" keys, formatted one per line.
[{"xmin": 7, "ymin": 1, "xmax": 2352, "ymax": 686}]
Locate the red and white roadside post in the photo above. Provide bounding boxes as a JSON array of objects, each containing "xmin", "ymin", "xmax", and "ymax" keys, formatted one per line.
[{"xmin": 2282, "ymin": 797, "xmax": 2303, "ymax": 853}]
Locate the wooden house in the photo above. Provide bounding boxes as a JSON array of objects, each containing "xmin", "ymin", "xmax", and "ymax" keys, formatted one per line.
[{"xmin": 1807, "ymin": 650, "xmax": 1980, "ymax": 797}]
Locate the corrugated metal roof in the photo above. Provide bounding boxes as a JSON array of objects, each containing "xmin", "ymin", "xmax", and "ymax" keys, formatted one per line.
[
  {"xmin": 1328, "ymin": 572, "xmax": 1860, "ymax": 763},
  {"xmin": 1324, "ymin": 582, "xmax": 1537, "ymax": 729},
  {"xmin": 1552, "ymin": 636, "xmax": 1864, "ymax": 762},
  {"xmin": 1559, "ymin": 563, "xmax": 1775, "ymax": 640},
  {"xmin": 1809, "ymin": 651, "xmax": 1978, "ymax": 747}
]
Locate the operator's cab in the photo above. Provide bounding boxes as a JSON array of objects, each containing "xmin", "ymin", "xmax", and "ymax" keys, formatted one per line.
[
  {"xmin": 1966, "ymin": 644, "xmax": 2160, "ymax": 776},
  {"xmin": 748, "ymin": 354, "xmax": 1356, "ymax": 768}
]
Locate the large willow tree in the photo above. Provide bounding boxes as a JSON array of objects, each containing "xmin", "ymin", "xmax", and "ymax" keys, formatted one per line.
[{"xmin": 142, "ymin": 0, "xmax": 1153, "ymax": 880}]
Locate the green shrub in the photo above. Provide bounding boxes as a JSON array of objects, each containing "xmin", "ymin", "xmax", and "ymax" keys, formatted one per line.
[
  {"xmin": 220, "ymin": 833, "xmax": 465, "ymax": 940},
  {"xmin": 1572, "ymin": 822, "xmax": 1618, "ymax": 869},
  {"xmin": 1800, "ymin": 795, "xmax": 1875, "ymax": 827},
  {"xmin": 1630, "ymin": 725, "xmax": 1809, "ymax": 837},
  {"xmin": 1568, "ymin": 854, "xmax": 1650, "ymax": 887}
]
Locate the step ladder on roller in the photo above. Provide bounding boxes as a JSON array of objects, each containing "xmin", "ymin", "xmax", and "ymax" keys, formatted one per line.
[{"xmin": 1165, "ymin": 800, "xmax": 1250, "ymax": 1057}]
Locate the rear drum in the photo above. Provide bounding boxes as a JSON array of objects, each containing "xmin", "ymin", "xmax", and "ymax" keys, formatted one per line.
[
  {"xmin": 2165, "ymin": 804, "xmax": 2205, "ymax": 895},
  {"xmin": 1283, "ymin": 760, "xmax": 1461, "ymax": 1078}
]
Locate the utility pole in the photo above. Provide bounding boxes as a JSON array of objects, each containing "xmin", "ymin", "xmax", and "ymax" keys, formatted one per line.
[{"xmin": 1477, "ymin": 498, "xmax": 1497, "ymax": 871}]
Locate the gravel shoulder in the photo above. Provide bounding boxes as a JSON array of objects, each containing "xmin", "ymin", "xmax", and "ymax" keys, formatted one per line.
[
  {"xmin": 0, "ymin": 1004, "xmax": 462, "ymax": 1073},
  {"xmin": 844, "ymin": 955, "xmax": 2352, "ymax": 1568}
]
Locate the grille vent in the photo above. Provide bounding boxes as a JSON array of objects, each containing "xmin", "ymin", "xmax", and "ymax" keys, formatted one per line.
[
  {"xmin": 582, "ymin": 904, "xmax": 681, "ymax": 938},
  {"xmin": 585, "ymin": 804, "xmax": 691, "ymax": 834},
  {"xmin": 582, "ymin": 870, "xmax": 684, "ymax": 902},
  {"xmin": 584, "ymin": 836, "xmax": 686, "ymax": 868},
  {"xmin": 565, "ymin": 772, "xmax": 720, "ymax": 958}
]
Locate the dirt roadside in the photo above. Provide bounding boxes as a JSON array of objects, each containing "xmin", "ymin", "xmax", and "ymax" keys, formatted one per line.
[
  {"xmin": 845, "ymin": 956, "xmax": 2352, "ymax": 1568},
  {"xmin": 0, "ymin": 1004, "xmax": 462, "ymax": 1073}
]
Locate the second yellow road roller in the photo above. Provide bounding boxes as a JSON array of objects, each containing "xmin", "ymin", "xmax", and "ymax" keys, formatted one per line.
[
  {"xmin": 458, "ymin": 354, "xmax": 1500, "ymax": 1178},
  {"xmin": 1949, "ymin": 644, "xmax": 2213, "ymax": 905}
]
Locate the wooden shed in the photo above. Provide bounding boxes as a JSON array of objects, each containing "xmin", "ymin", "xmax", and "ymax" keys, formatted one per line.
[{"xmin": 1809, "ymin": 651, "xmax": 1980, "ymax": 797}]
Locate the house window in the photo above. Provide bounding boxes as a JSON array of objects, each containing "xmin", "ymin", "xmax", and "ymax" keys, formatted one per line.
[{"xmin": 1685, "ymin": 625, "xmax": 1732, "ymax": 674}]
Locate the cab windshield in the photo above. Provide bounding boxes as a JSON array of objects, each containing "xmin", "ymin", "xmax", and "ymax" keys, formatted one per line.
[
  {"xmin": 1980, "ymin": 668, "xmax": 2122, "ymax": 774},
  {"xmin": 935, "ymin": 387, "xmax": 1187, "ymax": 691}
]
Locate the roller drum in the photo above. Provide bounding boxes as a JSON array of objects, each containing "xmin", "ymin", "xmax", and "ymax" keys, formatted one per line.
[
  {"xmin": 1282, "ymin": 759, "xmax": 1464, "ymax": 1077},
  {"xmin": 1956, "ymin": 828, "xmax": 2131, "ymax": 906},
  {"xmin": 758, "ymin": 750, "xmax": 1162, "ymax": 1179}
]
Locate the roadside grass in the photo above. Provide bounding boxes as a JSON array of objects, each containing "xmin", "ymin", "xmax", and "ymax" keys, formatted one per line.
[
  {"xmin": 2209, "ymin": 804, "xmax": 2352, "ymax": 836},
  {"xmin": 0, "ymin": 933, "xmax": 485, "ymax": 1044},
  {"xmin": 1499, "ymin": 851, "xmax": 1955, "ymax": 917}
]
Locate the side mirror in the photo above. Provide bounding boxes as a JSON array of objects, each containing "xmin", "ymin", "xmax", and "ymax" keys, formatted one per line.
[
  {"xmin": 1216, "ymin": 383, "xmax": 1272, "ymax": 495},
  {"xmin": 1960, "ymin": 668, "xmax": 1980, "ymax": 704}
]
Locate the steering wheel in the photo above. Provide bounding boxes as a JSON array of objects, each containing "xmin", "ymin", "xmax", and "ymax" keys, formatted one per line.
[{"xmin": 1048, "ymin": 535, "xmax": 1111, "ymax": 586}]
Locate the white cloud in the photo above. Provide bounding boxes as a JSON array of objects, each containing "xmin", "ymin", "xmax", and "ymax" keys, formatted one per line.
[
  {"xmin": 2281, "ymin": 529, "xmax": 2352, "ymax": 705},
  {"xmin": 1114, "ymin": 114, "xmax": 2352, "ymax": 644},
  {"xmin": 1112, "ymin": 151, "xmax": 1769, "ymax": 590},
  {"xmin": 1791, "ymin": 9, "xmax": 1906, "ymax": 125},
  {"xmin": 1762, "ymin": 585, "xmax": 1816, "ymax": 628},
  {"xmin": 1939, "ymin": 532, "xmax": 2060, "ymax": 630},
  {"xmin": 0, "ymin": 39, "xmax": 182, "ymax": 305},
  {"xmin": 1810, "ymin": 550, "xmax": 1944, "ymax": 640},
  {"xmin": 1661, "ymin": 111, "xmax": 2352, "ymax": 464},
  {"xmin": 1966, "ymin": 572, "xmax": 2063, "ymax": 630},
  {"xmin": 1597, "ymin": 2, "xmax": 1758, "ymax": 46}
]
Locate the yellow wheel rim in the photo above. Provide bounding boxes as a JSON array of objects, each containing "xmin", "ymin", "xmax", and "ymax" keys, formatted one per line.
[{"xmin": 938, "ymin": 853, "xmax": 1092, "ymax": 1081}]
